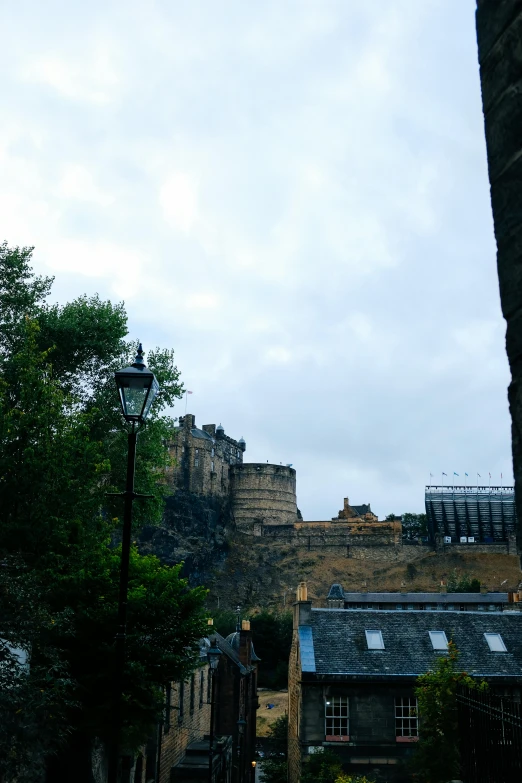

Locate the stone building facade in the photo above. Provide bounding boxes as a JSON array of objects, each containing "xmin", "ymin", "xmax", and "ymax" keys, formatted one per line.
[
  {"xmin": 476, "ymin": 0, "xmax": 522, "ymax": 557},
  {"xmin": 133, "ymin": 624, "xmax": 258, "ymax": 783},
  {"xmin": 168, "ymin": 414, "xmax": 246, "ymax": 498},
  {"xmin": 288, "ymin": 584, "xmax": 522, "ymax": 783}
]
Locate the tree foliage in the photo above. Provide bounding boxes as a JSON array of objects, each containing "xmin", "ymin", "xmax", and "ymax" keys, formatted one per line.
[
  {"xmin": 212, "ymin": 608, "xmax": 292, "ymax": 688},
  {"xmin": 249, "ymin": 610, "xmax": 292, "ymax": 688},
  {"xmin": 411, "ymin": 641, "xmax": 487, "ymax": 783},
  {"xmin": 301, "ymin": 748, "xmax": 343, "ymax": 783},
  {"xmin": 401, "ymin": 512, "xmax": 428, "ymax": 540},
  {"xmin": 0, "ymin": 243, "xmax": 206, "ymax": 778},
  {"xmin": 446, "ymin": 570, "xmax": 481, "ymax": 593}
]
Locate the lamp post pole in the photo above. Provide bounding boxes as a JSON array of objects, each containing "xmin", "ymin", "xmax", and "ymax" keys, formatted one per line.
[
  {"xmin": 108, "ymin": 344, "xmax": 160, "ymax": 783},
  {"xmin": 108, "ymin": 424, "xmax": 138, "ymax": 783}
]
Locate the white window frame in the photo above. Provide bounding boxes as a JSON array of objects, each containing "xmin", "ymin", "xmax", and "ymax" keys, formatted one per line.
[
  {"xmin": 365, "ymin": 630, "xmax": 385, "ymax": 649},
  {"xmin": 484, "ymin": 633, "xmax": 507, "ymax": 652},
  {"xmin": 324, "ymin": 696, "xmax": 349, "ymax": 740},
  {"xmin": 395, "ymin": 696, "xmax": 419, "ymax": 741}
]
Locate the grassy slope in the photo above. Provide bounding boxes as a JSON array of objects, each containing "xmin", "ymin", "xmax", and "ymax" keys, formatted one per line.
[{"xmin": 208, "ymin": 536, "xmax": 521, "ymax": 610}]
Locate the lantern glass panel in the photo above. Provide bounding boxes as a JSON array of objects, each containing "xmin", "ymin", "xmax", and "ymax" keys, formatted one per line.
[{"xmin": 118, "ymin": 376, "xmax": 151, "ymax": 420}]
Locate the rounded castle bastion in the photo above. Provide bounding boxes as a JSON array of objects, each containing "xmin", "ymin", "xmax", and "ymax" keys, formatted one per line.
[{"xmin": 230, "ymin": 463, "xmax": 298, "ymax": 531}]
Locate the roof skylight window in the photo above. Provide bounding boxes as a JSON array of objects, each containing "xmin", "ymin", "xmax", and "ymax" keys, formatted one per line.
[
  {"xmin": 484, "ymin": 633, "xmax": 507, "ymax": 652},
  {"xmin": 428, "ymin": 631, "xmax": 448, "ymax": 650},
  {"xmin": 365, "ymin": 630, "xmax": 385, "ymax": 650}
]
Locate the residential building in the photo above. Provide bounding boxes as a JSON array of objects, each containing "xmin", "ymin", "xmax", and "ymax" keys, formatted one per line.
[
  {"xmin": 326, "ymin": 583, "xmax": 517, "ymax": 612},
  {"xmin": 135, "ymin": 622, "xmax": 258, "ymax": 783},
  {"xmin": 288, "ymin": 584, "xmax": 522, "ymax": 783}
]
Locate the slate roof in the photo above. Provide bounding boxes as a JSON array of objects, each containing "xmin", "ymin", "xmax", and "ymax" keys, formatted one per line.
[
  {"xmin": 327, "ymin": 583, "xmax": 344, "ymax": 600},
  {"xmin": 340, "ymin": 591, "xmax": 509, "ymax": 605},
  {"xmin": 351, "ymin": 504, "xmax": 372, "ymax": 516},
  {"xmin": 191, "ymin": 427, "xmax": 213, "ymax": 441},
  {"xmin": 225, "ymin": 630, "xmax": 261, "ymax": 662},
  {"xmin": 303, "ymin": 608, "xmax": 522, "ymax": 680},
  {"xmin": 211, "ymin": 632, "xmax": 256, "ymax": 675}
]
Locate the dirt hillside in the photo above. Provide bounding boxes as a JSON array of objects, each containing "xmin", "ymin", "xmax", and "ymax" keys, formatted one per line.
[{"xmin": 207, "ymin": 535, "xmax": 521, "ymax": 610}]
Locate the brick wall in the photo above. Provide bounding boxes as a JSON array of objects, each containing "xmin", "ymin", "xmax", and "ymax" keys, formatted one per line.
[{"xmin": 157, "ymin": 666, "xmax": 212, "ymax": 783}]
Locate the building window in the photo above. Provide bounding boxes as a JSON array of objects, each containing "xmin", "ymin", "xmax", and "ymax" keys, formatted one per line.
[
  {"xmin": 325, "ymin": 696, "xmax": 349, "ymax": 740},
  {"xmin": 211, "ymin": 448, "xmax": 215, "ymax": 457},
  {"xmin": 429, "ymin": 631, "xmax": 449, "ymax": 650},
  {"xmin": 178, "ymin": 680, "xmax": 184, "ymax": 723},
  {"xmin": 190, "ymin": 674, "xmax": 195, "ymax": 713},
  {"xmin": 211, "ymin": 461, "xmax": 214, "ymax": 472},
  {"xmin": 396, "ymin": 604, "xmax": 404, "ymax": 610},
  {"xmin": 365, "ymin": 630, "xmax": 385, "ymax": 650},
  {"xmin": 199, "ymin": 669, "xmax": 204, "ymax": 707},
  {"xmin": 164, "ymin": 683, "xmax": 171, "ymax": 734},
  {"xmin": 484, "ymin": 633, "xmax": 507, "ymax": 652},
  {"xmin": 194, "ymin": 449, "xmax": 199, "ymax": 467},
  {"xmin": 395, "ymin": 696, "xmax": 419, "ymax": 741},
  {"xmin": 207, "ymin": 668, "xmax": 212, "ymax": 703}
]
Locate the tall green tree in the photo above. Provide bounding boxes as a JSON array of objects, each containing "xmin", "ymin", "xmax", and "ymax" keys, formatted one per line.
[
  {"xmin": 0, "ymin": 243, "xmax": 206, "ymax": 780},
  {"xmin": 401, "ymin": 512, "xmax": 428, "ymax": 540},
  {"xmin": 411, "ymin": 642, "xmax": 487, "ymax": 783}
]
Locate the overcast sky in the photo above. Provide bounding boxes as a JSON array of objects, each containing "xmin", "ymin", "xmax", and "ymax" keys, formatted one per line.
[{"xmin": 1, "ymin": 0, "xmax": 512, "ymax": 519}]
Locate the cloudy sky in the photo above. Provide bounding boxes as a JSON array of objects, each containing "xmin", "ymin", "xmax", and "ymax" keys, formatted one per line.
[{"xmin": 1, "ymin": 0, "xmax": 512, "ymax": 519}]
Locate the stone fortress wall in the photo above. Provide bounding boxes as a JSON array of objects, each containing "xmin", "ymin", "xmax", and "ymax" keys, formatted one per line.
[{"xmin": 229, "ymin": 463, "xmax": 298, "ymax": 528}]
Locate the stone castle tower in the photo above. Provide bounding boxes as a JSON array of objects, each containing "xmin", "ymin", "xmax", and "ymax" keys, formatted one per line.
[{"xmin": 168, "ymin": 414, "xmax": 298, "ymax": 530}]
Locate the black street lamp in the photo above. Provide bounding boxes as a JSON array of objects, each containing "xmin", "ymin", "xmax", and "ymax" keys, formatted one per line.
[
  {"xmin": 207, "ymin": 640, "xmax": 222, "ymax": 783},
  {"xmin": 108, "ymin": 344, "xmax": 160, "ymax": 783}
]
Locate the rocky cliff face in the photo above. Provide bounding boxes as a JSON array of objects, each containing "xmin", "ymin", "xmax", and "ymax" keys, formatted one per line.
[{"xmin": 138, "ymin": 490, "xmax": 232, "ymax": 584}]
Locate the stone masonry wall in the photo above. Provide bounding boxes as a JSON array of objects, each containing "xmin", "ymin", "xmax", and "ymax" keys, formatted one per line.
[
  {"xmin": 476, "ymin": 0, "xmax": 522, "ymax": 558},
  {"xmin": 158, "ymin": 669, "xmax": 211, "ymax": 783},
  {"xmin": 230, "ymin": 463, "xmax": 298, "ymax": 529},
  {"xmin": 168, "ymin": 414, "xmax": 245, "ymax": 499}
]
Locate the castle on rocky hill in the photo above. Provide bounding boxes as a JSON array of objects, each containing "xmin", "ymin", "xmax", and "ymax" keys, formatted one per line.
[{"xmin": 167, "ymin": 414, "xmax": 401, "ymax": 552}]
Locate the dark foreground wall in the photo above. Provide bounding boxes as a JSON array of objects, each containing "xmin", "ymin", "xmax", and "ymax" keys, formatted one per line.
[{"xmin": 476, "ymin": 0, "xmax": 522, "ymax": 558}]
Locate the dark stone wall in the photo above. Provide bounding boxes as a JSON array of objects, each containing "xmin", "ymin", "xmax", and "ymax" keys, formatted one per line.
[
  {"xmin": 476, "ymin": 0, "xmax": 522, "ymax": 558},
  {"xmin": 138, "ymin": 489, "xmax": 231, "ymax": 583}
]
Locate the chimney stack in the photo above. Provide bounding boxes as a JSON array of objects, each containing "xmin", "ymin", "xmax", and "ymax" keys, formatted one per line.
[
  {"xmin": 239, "ymin": 621, "xmax": 252, "ymax": 667},
  {"xmin": 293, "ymin": 582, "xmax": 312, "ymax": 629}
]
